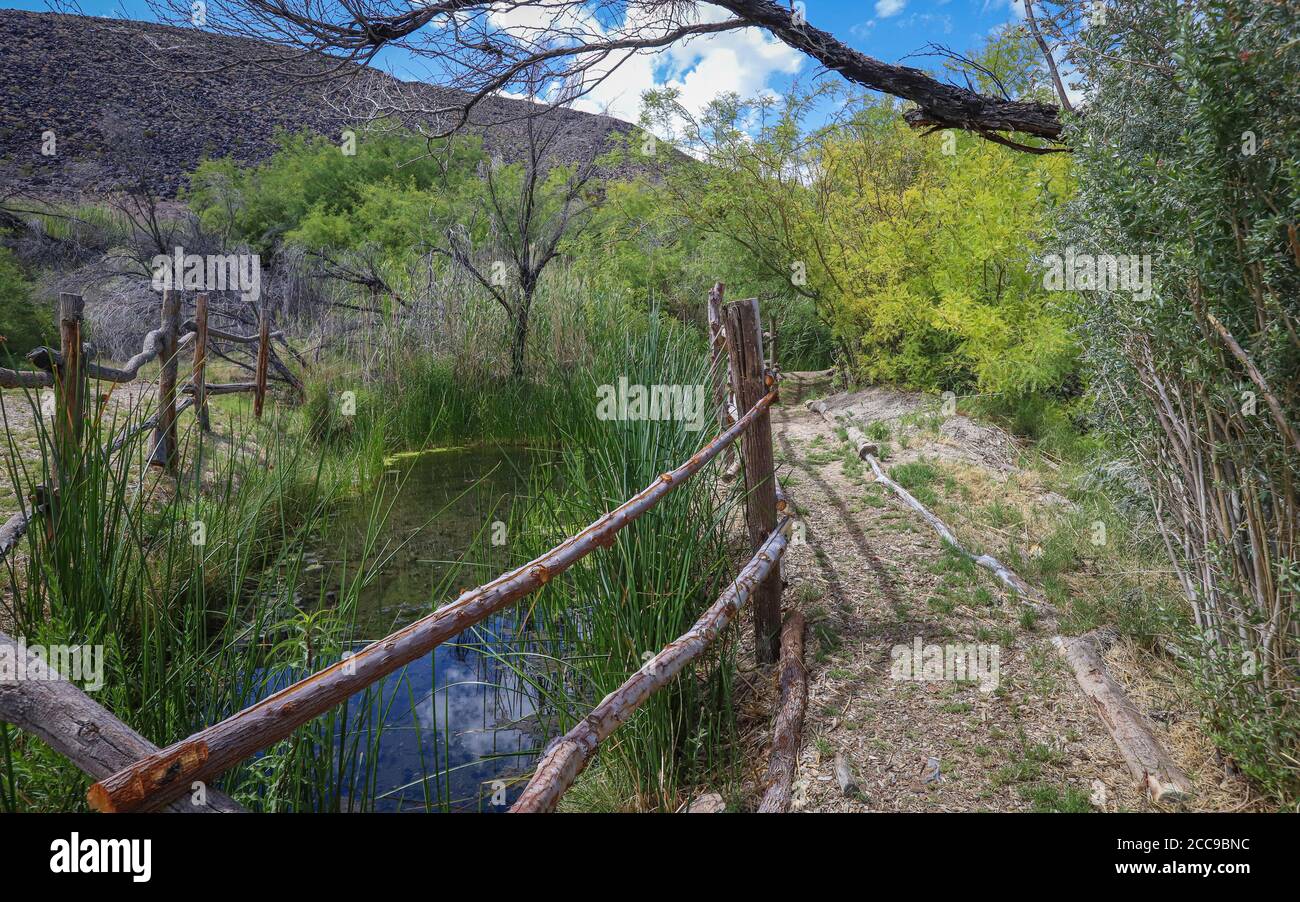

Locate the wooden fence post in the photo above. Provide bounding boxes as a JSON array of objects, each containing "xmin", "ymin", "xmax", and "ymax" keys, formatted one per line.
[
  {"xmin": 150, "ymin": 289, "xmax": 180, "ymax": 474},
  {"xmin": 707, "ymin": 283, "xmax": 734, "ymax": 467},
  {"xmin": 193, "ymin": 293, "xmax": 210, "ymax": 433},
  {"xmin": 54, "ymin": 292, "xmax": 84, "ymax": 483},
  {"xmin": 253, "ymin": 303, "xmax": 270, "ymax": 419},
  {"xmin": 724, "ymin": 298, "xmax": 781, "ymax": 665}
]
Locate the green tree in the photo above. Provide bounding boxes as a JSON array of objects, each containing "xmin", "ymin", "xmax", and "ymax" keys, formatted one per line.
[{"xmin": 0, "ymin": 245, "xmax": 50, "ymax": 363}]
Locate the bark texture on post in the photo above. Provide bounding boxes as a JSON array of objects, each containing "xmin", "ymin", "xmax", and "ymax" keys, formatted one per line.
[
  {"xmin": 55, "ymin": 293, "xmax": 84, "ymax": 482},
  {"xmin": 1053, "ymin": 633, "xmax": 1193, "ymax": 805},
  {"xmin": 192, "ymin": 293, "xmax": 210, "ymax": 433},
  {"xmin": 253, "ymin": 305, "xmax": 270, "ymax": 419},
  {"xmin": 758, "ymin": 610, "xmax": 807, "ymax": 812},
  {"xmin": 724, "ymin": 299, "xmax": 781, "ymax": 664},
  {"xmin": 0, "ymin": 631, "xmax": 243, "ymax": 813},
  {"xmin": 149, "ymin": 289, "xmax": 181, "ymax": 474}
]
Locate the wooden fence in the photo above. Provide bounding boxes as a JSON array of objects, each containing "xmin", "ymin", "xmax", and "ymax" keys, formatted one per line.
[
  {"xmin": 0, "ymin": 289, "xmax": 292, "ymax": 561},
  {"xmin": 1, "ymin": 285, "xmax": 800, "ymax": 814}
]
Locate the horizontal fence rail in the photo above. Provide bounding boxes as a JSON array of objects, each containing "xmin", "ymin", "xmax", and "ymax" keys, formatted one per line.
[
  {"xmin": 511, "ymin": 513, "xmax": 793, "ymax": 812},
  {"xmin": 86, "ymin": 386, "xmax": 780, "ymax": 813}
]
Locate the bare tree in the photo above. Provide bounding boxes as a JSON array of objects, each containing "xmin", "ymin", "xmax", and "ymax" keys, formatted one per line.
[
  {"xmin": 144, "ymin": 0, "xmax": 1068, "ymax": 151},
  {"xmin": 432, "ymin": 90, "xmax": 597, "ymax": 379}
]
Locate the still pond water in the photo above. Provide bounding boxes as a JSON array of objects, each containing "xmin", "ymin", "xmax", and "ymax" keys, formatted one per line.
[{"xmin": 299, "ymin": 446, "xmax": 555, "ymax": 812}]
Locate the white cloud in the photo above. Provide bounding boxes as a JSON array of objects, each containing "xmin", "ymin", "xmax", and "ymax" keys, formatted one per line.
[
  {"xmin": 875, "ymin": 0, "xmax": 907, "ymax": 18},
  {"xmin": 485, "ymin": 4, "xmax": 800, "ymax": 123}
]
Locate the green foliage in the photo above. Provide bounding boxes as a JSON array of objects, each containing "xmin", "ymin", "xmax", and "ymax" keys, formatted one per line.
[
  {"xmin": 642, "ymin": 30, "xmax": 1077, "ymax": 395},
  {"xmin": 0, "ymin": 245, "xmax": 50, "ymax": 361},
  {"xmin": 186, "ymin": 124, "xmax": 486, "ymax": 256},
  {"xmin": 1062, "ymin": 0, "xmax": 1299, "ymax": 805}
]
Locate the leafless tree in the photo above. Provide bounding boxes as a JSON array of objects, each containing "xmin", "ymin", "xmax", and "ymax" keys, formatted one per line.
[
  {"xmin": 143, "ymin": 0, "xmax": 1068, "ymax": 151},
  {"xmin": 432, "ymin": 86, "xmax": 598, "ymax": 379}
]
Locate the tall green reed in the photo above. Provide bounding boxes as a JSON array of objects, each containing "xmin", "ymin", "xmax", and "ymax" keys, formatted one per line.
[{"xmin": 0, "ymin": 370, "xmax": 399, "ymax": 811}]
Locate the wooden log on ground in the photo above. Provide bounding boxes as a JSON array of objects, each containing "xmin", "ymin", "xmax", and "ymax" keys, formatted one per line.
[
  {"xmin": 834, "ymin": 752, "xmax": 860, "ymax": 798},
  {"xmin": 808, "ymin": 399, "xmax": 1041, "ymax": 605},
  {"xmin": 807, "ymin": 399, "xmax": 878, "ymax": 459},
  {"xmin": 0, "ymin": 631, "xmax": 244, "ymax": 813},
  {"xmin": 1053, "ymin": 633, "xmax": 1193, "ymax": 805},
  {"xmin": 511, "ymin": 515, "xmax": 793, "ymax": 813},
  {"xmin": 182, "ymin": 382, "xmax": 257, "ymax": 397},
  {"xmin": 0, "ymin": 509, "xmax": 37, "ymax": 564},
  {"xmin": 88, "ymin": 389, "xmax": 780, "ymax": 813},
  {"xmin": 758, "ymin": 610, "xmax": 807, "ymax": 813},
  {"xmin": 726, "ymin": 299, "xmax": 782, "ymax": 665},
  {"xmin": 865, "ymin": 451, "xmax": 1040, "ymax": 602},
  {"xmin": 0, "ymin": 367, "xmax": 53, "ymax": 389},
  {"xmin": 149, "ymin": 290, "xmax": 181, "ymax": 474},
  {"xmin": 192, "ymin": 293, "xmax": 210, "ymax": 433}
]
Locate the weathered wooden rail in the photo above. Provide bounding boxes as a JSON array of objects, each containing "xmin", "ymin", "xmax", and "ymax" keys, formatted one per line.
[
  {"xmin": 510, "ymin": 514, "xmax": 793, "ymax": 812},
  {"xmin": 4, "ymin": 288, "xmax": 801, "ymax": 814}
]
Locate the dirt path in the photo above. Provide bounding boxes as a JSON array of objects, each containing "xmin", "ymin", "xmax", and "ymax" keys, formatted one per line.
[{"xmin": 770, "ymin": 387, "xmax": 1172, "ymax": 812}]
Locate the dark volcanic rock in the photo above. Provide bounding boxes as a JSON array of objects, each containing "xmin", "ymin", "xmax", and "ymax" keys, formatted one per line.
[{"xmin": 0, "ymin": 9, "xmax": 636, "ymax": 197}]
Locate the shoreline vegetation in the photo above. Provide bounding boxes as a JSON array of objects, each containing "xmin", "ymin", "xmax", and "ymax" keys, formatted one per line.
[{"xmin": 2, "ymin": 3, "xmax": 1296, "ymax": 813}]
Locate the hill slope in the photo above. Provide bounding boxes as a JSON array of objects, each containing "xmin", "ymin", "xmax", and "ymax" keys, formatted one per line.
[{"xmin": 0, "ymin": 9, "xmax": 635, "ymax": 197}]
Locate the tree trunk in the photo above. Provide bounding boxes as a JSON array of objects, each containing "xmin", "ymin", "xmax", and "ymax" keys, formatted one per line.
[{"xmin": 510, "ymin": 301, "xmax": 531, "ymax": 381}]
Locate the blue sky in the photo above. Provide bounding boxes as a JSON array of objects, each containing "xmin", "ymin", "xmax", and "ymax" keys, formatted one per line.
[{"xmin": 7, "ymin": 0, "xmax": 1030, "ymax": 121}]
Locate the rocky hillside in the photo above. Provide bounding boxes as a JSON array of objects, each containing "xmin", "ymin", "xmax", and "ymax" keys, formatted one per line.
[{"xmin": 0, "ymin": 9, "xmax": 636, "ymax": 197}]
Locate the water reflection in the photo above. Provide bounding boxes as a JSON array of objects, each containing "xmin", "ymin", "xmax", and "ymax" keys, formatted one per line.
[{"xmin": 307, "ymin": 446, "xmax": 551, "ymax": 811}]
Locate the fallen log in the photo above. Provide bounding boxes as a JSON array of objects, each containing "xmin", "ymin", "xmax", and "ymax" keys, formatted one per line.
[
  {"xmin": 0, "ymin": 631, "xmax": 244, "ymax": 813},
  {"xmin": 1053, "ymin": 633, "xmax": 1193, "ymax": 805},
  {"xmin": 808, "ymin": 399, "xmax": 1041, "ymax": 604},
  {"xmin": 834, "ymin": 752, "xmax": 860, "ymax": 798},
  {"xmin": 0, "ymin": 367, "xmax": 53, "ymax": 389},
  {"xmin": 510, "ymin": 515, "xmax": 793, "ymax": 813},
  {"xmin": 0, "ymin": 508, "xmax": 37, "ymax": 564},
  {"xmin": 864, "ymin": 452, "xmax": 1040, "ymax": 602},
  {"xmin": 808, "ymin": 400, "xmax": 878, "ymax": 459},
  {"xmin": 88, "ymin": 389, "xmax": 780, "ymax": 813},
  {"xmin": 182, "ymin": 382, "xmax": 257, "ymax": 397},
  {"xmin": 758, "ymin": 610, "xmax": 807, "ymax": 813}
]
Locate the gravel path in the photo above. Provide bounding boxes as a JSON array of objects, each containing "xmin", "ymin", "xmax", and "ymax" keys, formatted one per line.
[{"xmin": 770, "ymin": 391, "xmax": 1158, "ymax": 812}]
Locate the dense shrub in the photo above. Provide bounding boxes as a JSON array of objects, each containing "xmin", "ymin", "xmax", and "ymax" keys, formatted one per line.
[
  {"xmin": 1061, "ymin": 0, "xmax": 1299, "ymax": 803},
  {"xmin": 0, "ymin": 245, "xmax": 50, "ymax": 362}
]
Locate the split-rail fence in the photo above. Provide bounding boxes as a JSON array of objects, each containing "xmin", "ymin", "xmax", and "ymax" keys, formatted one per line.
[{"xmin": 0, "ymin": 283, "xmax": 805, "ymax": 813}]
